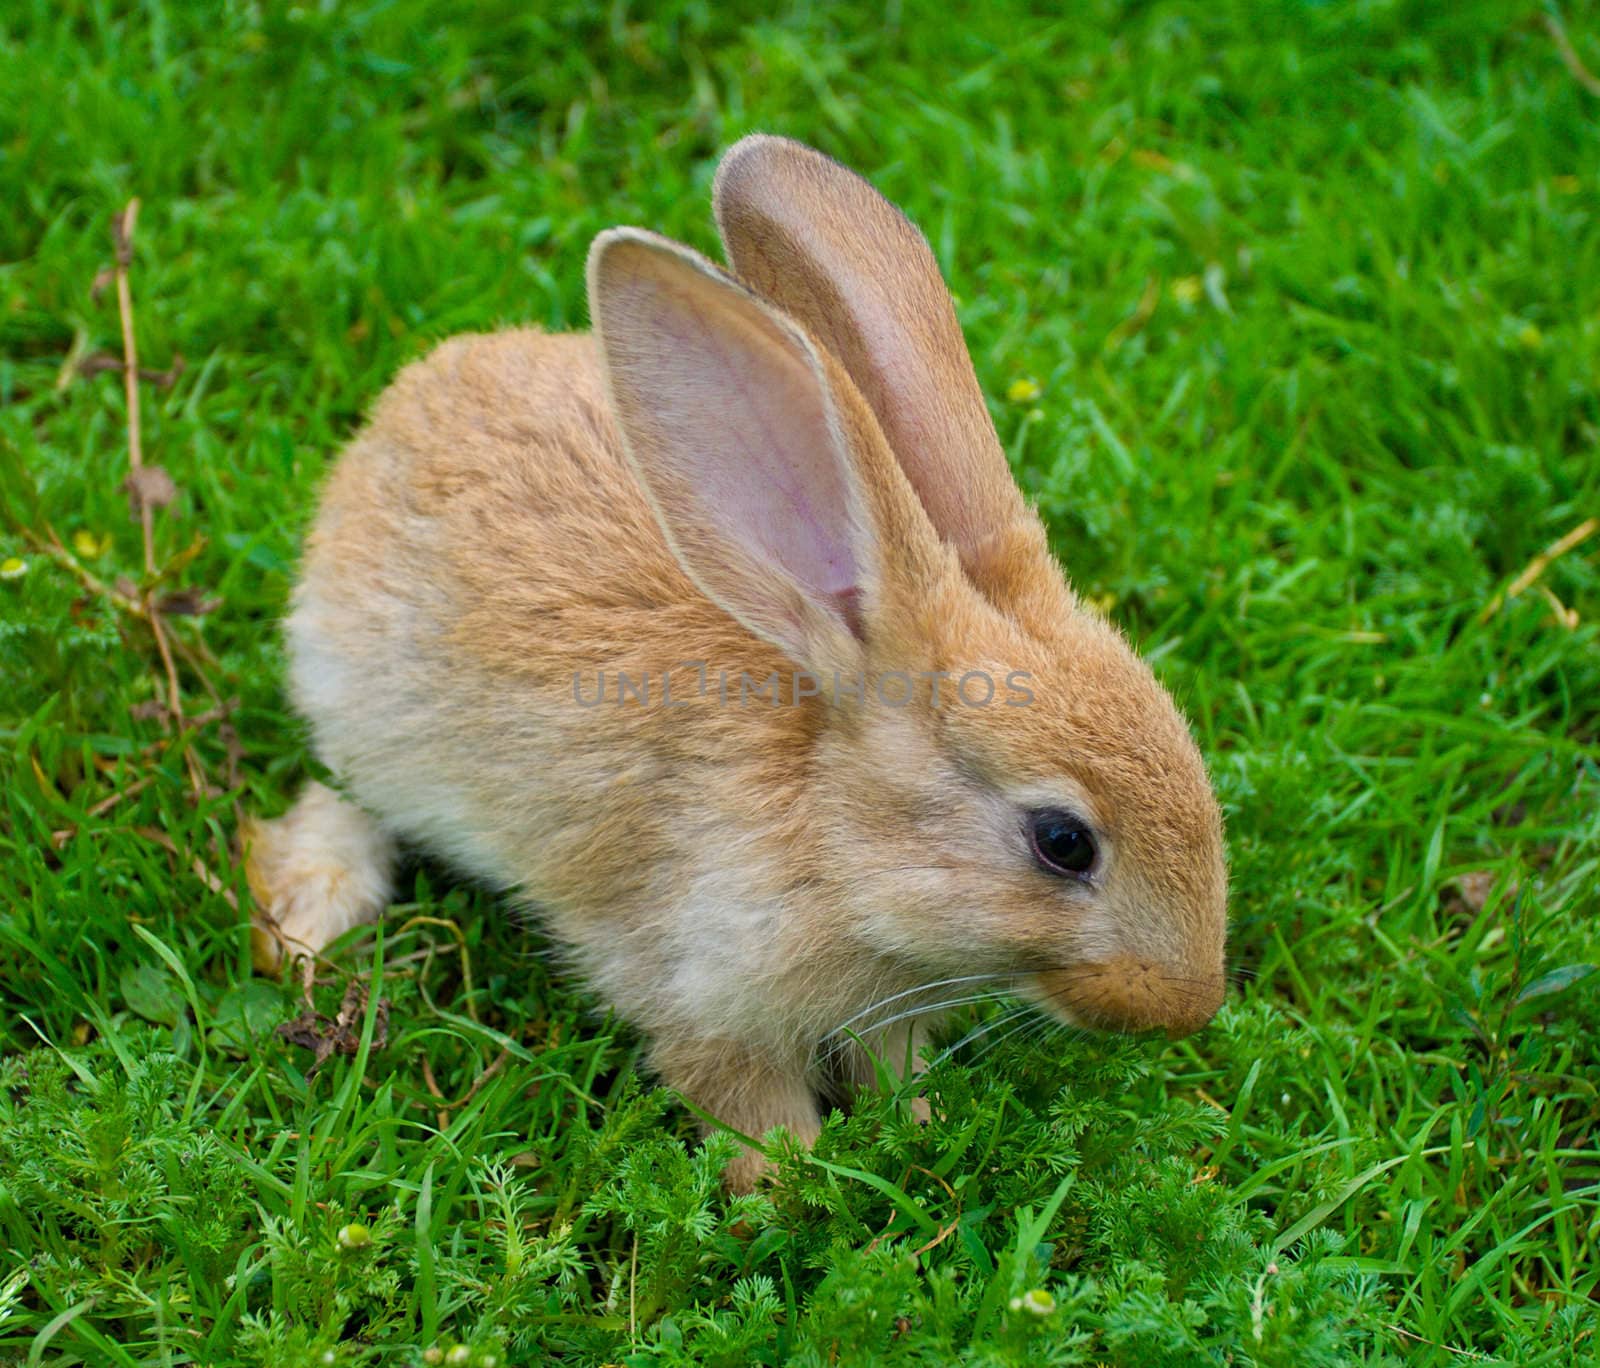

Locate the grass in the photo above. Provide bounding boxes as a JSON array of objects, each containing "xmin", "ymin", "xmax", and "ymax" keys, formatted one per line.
[{"xmin": 2, "ymin": 0, "xmax": 1599, "ymax": 1362}]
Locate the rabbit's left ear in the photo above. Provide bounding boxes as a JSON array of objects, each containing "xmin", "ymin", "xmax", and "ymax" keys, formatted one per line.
[
  {"xmin": 714, "ymin": 136, "xmax": 1054, "ymax": 617},
  {"xmin": 588, "ymin": 228, "xmax": 943, "ymax": 681}
]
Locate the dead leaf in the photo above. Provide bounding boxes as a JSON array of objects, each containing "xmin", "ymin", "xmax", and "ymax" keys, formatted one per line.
[
  {"xmin": 156, "ymin": 587, "xmax": 220, "ymax": 617},
  {"xmin": 276, "ymin": 980, "xmax": 390, "ymax": 1074},
  {"xmin": 123, "ymin": 465, "xmax": 178, "ymax": 513},
  {"xmin": 130, "ymin": 698, "xmax": 167, "ymax": 721},
  {"xmin": 1453, "ymin": 870, "xmax": 1511, "ymax": 913},
  {"xmin": 78, "ymin": 352, "xmax": 186, "ymax": 387},
  {"xmin": 222, "ymin": 720, "xmax": 243, "ymax": 787},
  {"xmin": 163, "ymin": 534, "xmax": 208, "ymax": 576}
]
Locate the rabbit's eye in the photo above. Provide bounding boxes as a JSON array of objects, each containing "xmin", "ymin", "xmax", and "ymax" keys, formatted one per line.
[{"xmin": 1028, "ymin": 810, "xmax": 1097, "ymax": 877}]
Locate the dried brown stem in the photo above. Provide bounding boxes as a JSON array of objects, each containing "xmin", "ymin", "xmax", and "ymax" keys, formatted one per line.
[
  {"xmin": 1387, "ymin": 1324, "xmax": 1490, "ymax": 1361},
  {"xmin": 441, "ymin": 1046, "xmax": 511, "ymax": 1114},
  {"xmin": 397, "ymin": 915, "xmax": 482, "ymax": 1023},
  {"xmin": 1477, "ymin": 517, "xmax": 1598, "ymax": 624},
  {"xmin": 126, "ymin": 700, "xmax": 237, "ymax": 760},
  {"xmin": 108, "ymin": 200, "xmax": 212, "ymax": 802},
  {"xmin": 135, "ymin": 825, "xmax": 239, "ymax": 910},
  {"xmin": 113, "ymin": 201, "xmax": 152, "ymax": 577},
  {"xmin": 420, "ymin": 1055, "xmax": 450, "ymax": 1130},
  {"xmin": 50, "ymin": 774, "xmax": 157, "ymax": 850},
  {"xmin": 1545, "ymin": 12, "xmax": 1600, "ymax": 98},
  {"xmin": 1105, "ymin": 274, "xmax": 1160, "ymax": 351}
]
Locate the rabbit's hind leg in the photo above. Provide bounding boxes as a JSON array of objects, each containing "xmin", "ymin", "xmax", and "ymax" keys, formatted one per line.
[{"xmin": 243, "ymin": 780, "xmax": 395, "ymax": 972}]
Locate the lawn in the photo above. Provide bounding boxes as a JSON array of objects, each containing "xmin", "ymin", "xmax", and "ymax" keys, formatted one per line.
[{"xmin": 3, "ymin": 1, "xmax": 1600, "ymax": 1363}]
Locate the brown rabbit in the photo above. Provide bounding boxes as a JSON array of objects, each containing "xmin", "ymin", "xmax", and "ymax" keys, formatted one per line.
[{"xmin": 245, "ymin": 135, "xmax": 1228, "ymax": 1190}]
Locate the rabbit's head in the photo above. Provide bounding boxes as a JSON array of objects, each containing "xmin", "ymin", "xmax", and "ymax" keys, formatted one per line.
[{"xmin": 587, "ymin": 137, "xmax": 1226, "ymax": 1039}]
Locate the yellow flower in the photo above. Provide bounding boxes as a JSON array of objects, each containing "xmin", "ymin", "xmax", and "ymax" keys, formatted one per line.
[
  {"xmin": 1006, "ymin": 377, "xmax": 1042, "ymax": 403},
  {"xmin": 1517, "ymin": 323, "xmax": 1543, "ymax": 352},
  {"xmin": 73, "ymin": 529, "xmax": 111, "ymax": 558},
  {"xmin": 0, "ymin": 557, "xmax": 25, "ymax": 580},
  {"xmin": 1172, "ymin": 276, "xmax": 1202, "ymax": 305}
]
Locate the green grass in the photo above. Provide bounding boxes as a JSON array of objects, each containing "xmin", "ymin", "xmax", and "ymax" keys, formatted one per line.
[{"xmin": 3, "ymin": 0, "xmax": 1599, "ymax": 1362}]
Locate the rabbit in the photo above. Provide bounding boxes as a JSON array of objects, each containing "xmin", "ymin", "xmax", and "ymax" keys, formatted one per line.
[{"xmin": 244, "ymin": 134, "xmax": 1228, "ymax": 1191}]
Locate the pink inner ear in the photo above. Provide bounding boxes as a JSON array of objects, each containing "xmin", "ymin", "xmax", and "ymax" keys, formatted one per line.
[{"xmin": 623, "ymin": 268, "xmax": 862, "ymax": 613}]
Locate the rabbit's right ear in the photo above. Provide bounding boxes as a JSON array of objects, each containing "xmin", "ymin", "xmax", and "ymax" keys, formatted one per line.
[
  {"xmin": 713, "ymin": 136, "xmax": 1050, "ymax": 615},
  {"xmin": 589, "ymin": 228, "xmax": 916, "ymax": 681}
]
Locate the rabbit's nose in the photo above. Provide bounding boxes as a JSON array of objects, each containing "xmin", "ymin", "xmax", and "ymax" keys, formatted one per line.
[{"xmin": 1031, "ymin": 957, "xmax": 1225, "ymax": 1038}]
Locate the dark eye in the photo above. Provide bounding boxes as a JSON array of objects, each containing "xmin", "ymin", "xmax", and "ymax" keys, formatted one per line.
[{"xmin": 1028, "ymin": 809, "xmax": 1097, "ymax": 877}]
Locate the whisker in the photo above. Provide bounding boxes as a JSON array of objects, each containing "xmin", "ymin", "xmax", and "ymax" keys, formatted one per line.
[
  {"xmin": 819, "ymin": 990, "xmax": 1015, "ymax": 1066},
  {"xmin": 833, "ymin": 992, "xmax": 1012, "ymax": 1044},
  {"xmin": 827, "ymin": 952, "xmax": 1219, "ymax": 1081},
  {"xmin": 1031, "ymin": 1015, "xmax": 1092, "ymax": 1055},
  {"xmin": 925, "ymin": 1003, "xmax": 1034, "ymax": 1069},
  {"xmin": 826, "ymin": 973, "xmax": 1017, "ymax": 1039},
  {"xmin": 1039, "ymin": 982, "xmax": 1094, "ymax": 1008},
  {"xmin": 965, "ymin": 1011, "xmax": 1052, "ymax": 1066}
]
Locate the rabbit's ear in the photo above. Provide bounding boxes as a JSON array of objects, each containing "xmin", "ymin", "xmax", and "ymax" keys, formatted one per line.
[
  {"xmin": 713, "ymin": 136, "xmax": 1040, "ymax": 604},
  {"xmin": 589, "ymin": 227, "xmax": 900, "ymax": 678}
]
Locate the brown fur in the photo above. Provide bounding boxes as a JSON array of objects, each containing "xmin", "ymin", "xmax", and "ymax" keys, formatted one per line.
[{"xmin": 247, "ymin": 137, "xmax": 1228, "ymax": 1190}]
